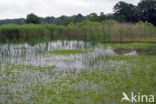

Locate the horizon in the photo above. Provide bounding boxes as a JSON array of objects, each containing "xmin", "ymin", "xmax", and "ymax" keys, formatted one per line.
[{"xmin": 0, "ymin": 0, "xmax": 140, "ymax": 20}]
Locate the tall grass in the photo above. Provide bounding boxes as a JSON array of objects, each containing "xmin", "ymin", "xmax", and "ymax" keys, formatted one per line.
[
  {"xmin": 66, "ymin": 20, "xmax": 156, "ymax": 42},
  {"xmin": 0, "ymin": 24, "xmax": 64, "ymax": 42},
  {"xmin": 0, "ymin": 21, "xmax": 156, "ymax": 43}
]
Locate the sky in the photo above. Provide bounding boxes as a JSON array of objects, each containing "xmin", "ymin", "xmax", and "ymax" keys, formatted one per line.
[{"xmin": 0, "ymin": 0, "xmax": 140, "ymax": 19}]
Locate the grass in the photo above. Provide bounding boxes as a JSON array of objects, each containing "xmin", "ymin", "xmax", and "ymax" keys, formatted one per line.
[
  {"xmin": 96, "ymin": 55, "xmax": 138, "ymax": 61},
  {"xmin": 0, "ymin": 24, "xmax": 64, "ymax": 43},
  {"xmin": 0, "ymin": 20, "xmax": 156, "ymax": 43},
  {"xmin": 98, "ymin": 43, "xmax": 156, "ymax": 55},
  {"xmin": 48, "ymin": 49, "xmax": 90, "ymax": 55},
  {"xmin": 65, "ymin": 20, "xmax": 156, "ymax": 42},
  {"xmin": 5, "ymin": 63, "xmax": 56, "ymax": 71},
  {"xmin": 14, "ymin": 47, "xmax": 30, "ymax": 50},
  {"xmin": 32, "ymin": 55, "xmax": 156, "ymax": 104},
  {"xmin": 0, "ymin": 55, "xmax": 155, "ymax": 104},
  {"xmin": 99, "ymin": 43, "xmax": 156, "ymax": 49}
]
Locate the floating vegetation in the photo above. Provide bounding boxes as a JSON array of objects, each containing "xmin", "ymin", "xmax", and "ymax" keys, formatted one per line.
[
  {"xmin": 4, "ymin": 63, "xmax": 56, "ymax": 71},
  {"xmin": 96, "ymin": 55, "xmax": 138, "ymax": 61},
  {"xmin": 14, "ymin": 47, "xmax": 30, "ymax": 50},
  {"xmin": 99, "ymin": 43, "xmax": 156, "ymax": 49},
  {"xmin": 48, "ymin": 49, "xmax": 92, "ymax": 55}
]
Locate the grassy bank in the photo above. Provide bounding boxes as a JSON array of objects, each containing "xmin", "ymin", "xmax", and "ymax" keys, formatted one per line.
[{"xmin": 0, "ymin": 20, "xmax": 156, "ymax": 43}]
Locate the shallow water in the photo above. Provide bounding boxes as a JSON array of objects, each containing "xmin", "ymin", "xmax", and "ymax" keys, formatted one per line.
[
  {"xmin": 0, "ymin": 40, "xmax": 147, "ymax": 103},
  {"xmin": 0, "ymin": 40, "xmax": 137, "ymax": 70}
]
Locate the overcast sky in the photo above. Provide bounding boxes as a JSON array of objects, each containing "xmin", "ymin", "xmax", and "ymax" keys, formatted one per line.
[{"xmin": 0, "ymin": 0, "xmax": 140, "ymax": 19}]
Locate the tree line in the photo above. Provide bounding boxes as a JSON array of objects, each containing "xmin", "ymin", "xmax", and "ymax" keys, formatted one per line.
[{"xmin": 0, "ymin": 0, "xmax": 155, "ymax": 26}]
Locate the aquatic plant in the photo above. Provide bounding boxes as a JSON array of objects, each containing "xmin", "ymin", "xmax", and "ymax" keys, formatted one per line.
[
  {"xmin": 0, "ymin": 55, "xmax": 155, "ymax": 103},
  {"xmin": 48, "ymin": 49, "xmax": 91, "ymax": 55},
  {"xmin": 0, "ymin": 21, "xmax": 156, "ymax": 43}
]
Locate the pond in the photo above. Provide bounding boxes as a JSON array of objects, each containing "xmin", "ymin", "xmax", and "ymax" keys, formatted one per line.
[{"xmin": 0, "ymin": 40, "xmax": 156, "ymax": 104}]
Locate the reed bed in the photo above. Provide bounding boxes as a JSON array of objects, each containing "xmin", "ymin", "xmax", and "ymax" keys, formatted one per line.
[{"xmin": 0, "ymin": 21, "xmax": 155, "ymax": 43}]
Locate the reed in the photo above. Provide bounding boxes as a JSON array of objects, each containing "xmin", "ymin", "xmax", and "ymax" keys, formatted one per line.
[{"xmin": 0, "ymin": 21, "xmax": 155, "ymax": 43}]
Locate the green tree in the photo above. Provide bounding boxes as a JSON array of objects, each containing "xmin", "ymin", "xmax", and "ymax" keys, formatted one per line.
[
  {"xmin": 25, "ymin": 13, "xmax": 41, "ymax": 24},
  {"xmin": 106, "ymin": 13, "xmax": 115, "ymax": 20},
  {"xmin": 113, "ymin": 1, "xmax": 137, "ymax": 22},
  {"xmin": 63, "ymin": 17, "xmax": 74, "ymax": 26},
  {"xmin": 86, "ymin": 13, "xmax": 99, "ymax": 22},
  {"xmin": 74, "ymin": 14, "xmax": 85, "ymax": 23},
  {"xmin": 138, "ymin": 0, "xmax": 156, "ymax": 25},
  {"xmin": 55, "ymin": 16, "xmax": 67, "ymax": 25},
  {"xmin": 99, "ymin": 12, "xmax": 106, "ymax": 22},
  {"xmin": 44, "ymin": 16, "xmax": 55, "ymax": 24}
]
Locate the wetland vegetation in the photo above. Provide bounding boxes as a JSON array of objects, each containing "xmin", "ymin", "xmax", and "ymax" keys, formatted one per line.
[
  {"xmin": 0, "ymin": 0, "xmax": 156, "ymax": 104},
  {"xmin": 0, "ymin": 21, "xmax": 156, "ymax": 43},
  {"xmin": 48, "ymin": 49, "xmax": 90, "ymax": 55},
  {"xmin": 0, "ymin": 41, "xmax": 156, "ymax": 104}
]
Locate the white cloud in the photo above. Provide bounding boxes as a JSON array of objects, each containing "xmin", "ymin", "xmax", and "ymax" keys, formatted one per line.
[{"xmin": 0, "ymin": 0, "xmax": 140, "ymax": 19}]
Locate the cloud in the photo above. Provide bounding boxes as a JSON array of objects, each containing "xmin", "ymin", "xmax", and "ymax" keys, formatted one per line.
[{"xmin": 0, "ymin": 0, "xmax": 140, "ymax": 19}]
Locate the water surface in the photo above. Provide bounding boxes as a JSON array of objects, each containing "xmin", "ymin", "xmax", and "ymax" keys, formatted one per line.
[{"xmin": 1, "ymin": 40, "xmax": 152, "ymax": 103}]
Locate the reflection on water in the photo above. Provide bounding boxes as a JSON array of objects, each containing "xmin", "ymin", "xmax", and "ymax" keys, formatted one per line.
[{"xmin": 0, "ymin": 40, "xmax": 121, "ymax": 70}]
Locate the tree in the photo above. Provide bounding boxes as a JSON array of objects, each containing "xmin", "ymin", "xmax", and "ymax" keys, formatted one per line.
[
  {"xmin": 86, "ymin": 13, "xmax": 99, "ymax": 22},
  {"xmin": 25, "ymin": 13, "xmax": 41, "ymax": 24},
  {"xmin": 63, "ymin": 17, "xmax": 74, "ymax": 26},
  {"xmin": 44, "ymin": 16, "xmax": 55, "ymax": 24},
  {"xmin": 113, "ymin": 1, "xmax": 138, "ymax": 22},
  {"xmin": 0, "ymin": 18, "xmax": 24, "ymax": 25},
  {"xmin": 106, "ymin": 13, "xmax": 115, "ymax": 20},
  {"xmin": 99, "ymin": 12, "xmax": 106, "ymax": 22},
  {"xmin": 138, "ymin": 0, "xmax": 156, "ymax": 25},
  {"xmin": 74, "ymin": 14, "xmax": 85, "ymax": 23},
  {"xmin": 54, "ymin": 16, "xmax": 67, "ymax": 25}
]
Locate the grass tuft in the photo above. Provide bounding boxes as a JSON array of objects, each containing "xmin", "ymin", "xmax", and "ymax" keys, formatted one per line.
[{"xmin": 48, "ymin": 49, "xmax": 89, "ymax": 55}]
